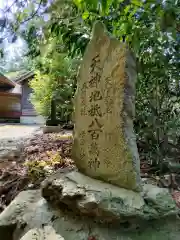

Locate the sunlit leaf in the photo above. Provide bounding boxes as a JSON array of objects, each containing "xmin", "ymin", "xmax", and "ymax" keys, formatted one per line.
[
  {"xmin": 82, "ymin": 11, "xmax": 89, "ymax": 19},
  {"xmin": 131, "ymin": 0, "xmax": 143, "ymax": 7}
]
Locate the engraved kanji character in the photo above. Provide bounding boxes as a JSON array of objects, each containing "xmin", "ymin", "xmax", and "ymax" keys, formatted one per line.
[
  {"xmin": 88, "ymin": 104, "xmax": 102, "ymax": 117},
  {"xmin": 104, "ymin": 158, "xmax": 111, "ymax": 168},
  {"xmin": 89, "ymin": 72, "xmax": 101, "ymax": 88},
  {"xmin": 104, "ymin": 77, "xmax": 112, "ymax": 90},
  {"xmin": 89, "ymin": 90, "xmax": 102, "ymax": 102},
  {"xmin": 81, "ymin": 82, "xmax": 87, "ymax": 92},
  {"xmin": 88, "ymin": 141, "xmax": 99, "ymax": 156},
  {"xmin": 90, "ymin": 54, "xmax": 101, "ymax": 72},
  {"xmin": 89, "ymin": 130, "xmax": 100, "ymax": 140},
  {"xmin": 88, "ymin": 157, "xmax": 100, "ymax": 170},
  {"xmin": 104, "ymin": 98, "xmax": 113, "ymax": 114},
  {"xmin": 104, "ymin": 77, "xmax": 117, "ymax": 96},
  {"xmin": 80, "ymin": 152, "xmax": 85, "ymax": 160},
  {"xmin": 88, "ymin": 118, "xmax": 103, "ymax": 140},
  {"xmin": 79, "ymin": 131, "xmax": 86, "ymax": 145},
  {"xmin": 89, "ymin": 118, "xmax": 103, "ymax": 129}
]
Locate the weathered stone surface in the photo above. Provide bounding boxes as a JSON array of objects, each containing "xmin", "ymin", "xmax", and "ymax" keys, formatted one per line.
[
  {"xmin": 42, "ymin": 171, "xmax": 178, "ymax": 222},
  {"xmin": 143, "ymin": 184, "xmax": 177, "ymax": 215},
  {"xmin": 0, "ymin": 189, "xmax": 57, "ymax": 240},
  {"xmin": 0, "ymin": 185, "xmax": 179, "ymax": 240},
  {"xmin": 0, "ymin": 188, "xmax": 88, "ymax": 240},
  {"xmin": 20, "ymin": 226, "xmax": 64, "ymax": 240},
  {"xmin": 0, "ymin": 190, "xmax": 41, "ymax": 240},
  {"xmin": 72, "ymin": 21, "xmax": 141, "ymax": 191}
]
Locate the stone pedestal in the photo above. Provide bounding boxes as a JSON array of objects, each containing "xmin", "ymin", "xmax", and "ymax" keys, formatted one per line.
[
  {"xmin": 0, "ymin": 176, "xmax": 178, "ymax": 240},
  {"xmin": 42, "ymin": 170, "xmax": 178, "ymax": 222}
]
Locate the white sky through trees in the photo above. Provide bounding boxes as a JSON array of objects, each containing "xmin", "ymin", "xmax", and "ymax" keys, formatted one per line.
[
  {"xmin": 0, "ymin": 0, "xmax": 50, "ymax": 68},
  {"xmin": 0, "ymin": 0, "xmax": 29, "ymax": 72}
]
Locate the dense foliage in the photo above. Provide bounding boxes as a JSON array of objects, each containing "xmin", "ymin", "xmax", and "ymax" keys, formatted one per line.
[
  {"xmin": 29, "ymin": 53, "xmax": 78, "ymax": 121},
  {"xmin": 0, "ymin": 0, "xmax": 180, "ymax": 168}
]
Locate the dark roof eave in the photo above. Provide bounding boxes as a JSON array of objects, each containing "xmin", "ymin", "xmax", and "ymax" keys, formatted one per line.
[
  {"xmin": 15, "ymin": 71, "xmax": 35, "ymax": 83},
  {"xmin": 0, "ymin": 75, "xmax": 16, "ymax": 87}
]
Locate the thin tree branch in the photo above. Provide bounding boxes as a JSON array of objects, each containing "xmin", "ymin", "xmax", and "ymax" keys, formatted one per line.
[
  {"xmin": 4, "ymin": 0, "xmax": 19, "ymax": 13},
  {"xmin": 20, "ymin": 0, "xmax": 43, "ymax": 24}
]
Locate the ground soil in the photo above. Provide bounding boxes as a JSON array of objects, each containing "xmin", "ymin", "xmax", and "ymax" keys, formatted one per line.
[
  {"xmin": 0, "ymin": 125, "xmax": 180, "ymax": 212},
  {"xmin": 0, "ymin": 129, "xmax": 74, "ymax": 212}
]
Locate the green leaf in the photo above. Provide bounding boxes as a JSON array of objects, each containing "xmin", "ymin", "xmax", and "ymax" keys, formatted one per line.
[
  {"xmin": 73, "ymin": 0, "xmax": 83, "ymax": 8},
  {"xmin": 131, "ymin": 0, "xmax": 143, "ymax": 7},
  {"xmin": 82, "ymin": 11, "xmax": 89, "ymax": 19},
  {"xmin": 100, "ymin": 0, "xmax": 113, "ymax": 15},
  {"xmin": 124, "ymin": 5, "xmax": 131, "ymax": 15}
]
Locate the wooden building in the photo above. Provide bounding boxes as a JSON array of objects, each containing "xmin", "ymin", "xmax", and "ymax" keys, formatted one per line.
[
  {"xmin": 0, "ymin": 73, "xmax": 21, "ymax": 121},
  {"xmin": 15, "ymin": 71, "xmax": 45, "ymax": 124},
  {"xmin": 0, "ymin": 72, "xmax": 45, "ymax": 124}
]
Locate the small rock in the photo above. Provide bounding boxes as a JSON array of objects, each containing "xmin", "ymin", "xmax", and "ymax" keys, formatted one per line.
[{"xmin": 27, "ymin": 183, "xmax": 34, "ymax": 189}]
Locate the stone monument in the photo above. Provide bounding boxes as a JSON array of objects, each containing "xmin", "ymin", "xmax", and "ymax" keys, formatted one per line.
[
  {"xmin": 0, "ymin": 23, "xmax": 178, "ymax": 238},
  {"xmin": 72, "ymin": 21, "xmax": 142, "ymax": 192}
]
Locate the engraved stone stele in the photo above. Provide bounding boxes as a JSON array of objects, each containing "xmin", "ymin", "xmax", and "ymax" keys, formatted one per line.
[{"xmin": 72, "ymin": 21, "xmax": 142, "ymax": 192}]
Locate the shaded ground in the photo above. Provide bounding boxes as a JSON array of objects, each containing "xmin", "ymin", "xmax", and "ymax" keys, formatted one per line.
[
  {"xmin": 0, "ymin": 130, "xmax": 74, "ymax": 212},
  {"xmin": 0, "ymin": 128, "xmax": 180, "ymax": 212}
]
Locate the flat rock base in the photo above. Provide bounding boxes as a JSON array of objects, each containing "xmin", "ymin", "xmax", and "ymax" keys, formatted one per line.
[
  {"xmin": 42, "ymin": 171, "xmax": 178, "ymax": 223},
  {"xmin": 0, "ymin": 187, "xmax": 179, "ymax": 240}
]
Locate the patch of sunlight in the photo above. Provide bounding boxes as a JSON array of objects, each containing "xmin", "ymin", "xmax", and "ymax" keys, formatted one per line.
[
  {"xmin": 0, "ymin": 125, "xmax": 26, "ymax": 128},
  {"xmin": 52, "ymin": 133, "xmax": 73, "ymax": 140}
]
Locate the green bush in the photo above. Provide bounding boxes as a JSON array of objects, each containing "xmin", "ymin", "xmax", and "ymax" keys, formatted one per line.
[{"xmin": 29, "ymin": 53, "xmax": 78, "ymax": 122}]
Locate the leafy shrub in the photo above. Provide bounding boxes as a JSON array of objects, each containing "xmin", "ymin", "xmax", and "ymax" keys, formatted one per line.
[
  {"xmin": 29, "ymin": 39, "xmax": 79, "ymax": 123},
  {"xmin": 24, "ymin": 151, "xmax": 65, "ymax": 180}
]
